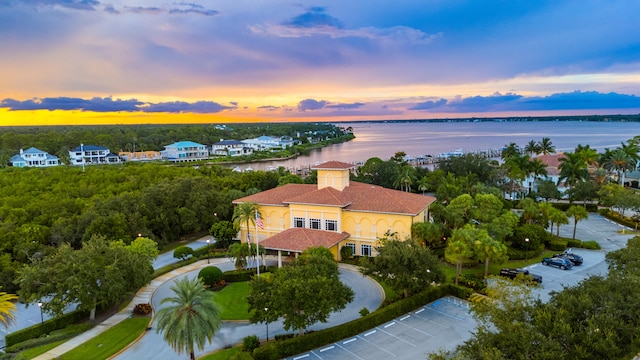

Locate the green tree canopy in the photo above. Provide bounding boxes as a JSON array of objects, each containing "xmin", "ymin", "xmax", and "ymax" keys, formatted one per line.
[{"xmin": 361, "ymin": 237, "xmax": 445, "ymax": 298}]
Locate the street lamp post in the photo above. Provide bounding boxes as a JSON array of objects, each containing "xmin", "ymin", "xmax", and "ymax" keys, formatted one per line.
[
  {"xmin": 264, "ymin": 307, "xmax": 269, "ymax": 341},
  {"xmin": 525, "ymin": 238, "xmax": 530, "ymax": 263},
  {"xmin": 37, "ymin": 301, "xmax": 44, "ymax": 326},
  {"xmin": 206, "ymin": 238, "xmax": 210, "ymax": 264}
]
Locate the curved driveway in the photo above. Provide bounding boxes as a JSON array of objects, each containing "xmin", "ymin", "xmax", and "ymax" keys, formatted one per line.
[{"xmin": 114, "ymin": 259, "xmax": 384, "ymax": 360}]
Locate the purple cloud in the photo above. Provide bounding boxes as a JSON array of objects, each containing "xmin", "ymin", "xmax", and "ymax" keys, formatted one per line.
[
  {"xmin": 325, "ymin": 102, "xmax": 365, "ymax": 110},
  {"xmin": 297, "ymin": 99, "xmax": 328, "ymax": 111}
]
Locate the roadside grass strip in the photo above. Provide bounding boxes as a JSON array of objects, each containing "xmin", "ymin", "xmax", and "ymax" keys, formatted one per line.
[{"xmin": 59, "ymin": 317, "xmax": 150, "ymax": 360}]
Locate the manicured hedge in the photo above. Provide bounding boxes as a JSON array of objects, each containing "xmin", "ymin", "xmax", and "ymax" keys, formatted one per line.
[
  {"xmin": 252, "ymin": 284, "xmax": 472, "ymax": 360},
  {"xmin": 547, "ymin": 239, "xmax": 568, "ymax": 251},
  {"xmin": 5, "ymin": 309, "xmax": 89, "ymax": 347}
]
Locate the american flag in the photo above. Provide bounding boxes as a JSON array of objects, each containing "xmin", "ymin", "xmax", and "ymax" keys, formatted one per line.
[{"xmin": 255, "ymin": 210, "xmax": 264, "ymax": 229}]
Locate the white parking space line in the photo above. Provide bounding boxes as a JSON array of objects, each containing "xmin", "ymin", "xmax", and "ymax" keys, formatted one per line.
[
  {"xmin": 356, "ymin": 334, "xmax": 397, "ymax": 356},
  {"xmin": 384, "ymin": 322, "xmax": 396, "ymax": 328},
  {"xmin": 414, "ymin": 308, "xmax": 425, "ymax": 314},
  {"xmin": 364, "ymin": 330, "xmax": 376, "ymax": 336},
  {"xmin": 393, "ymin": 318, "xmax": 433, "ymax": 337},
  {"xmin": 400, "ymin": 315, "xmax": 410, "ymax": 321},
  {"xmin": 320, "ymin": 345, "xmax": 335, "ymax": 352},
  {"xmin": 293, "ymin": 354, "xmax": 310, "ymax": 360},
  {"xmin": 335, "ymin": 343, "xmax": 366, "ymax": 360},
  {"xmin": 343, "ymin": 338, "xmax": 357, "ymax": 344},
  {"xmin": 376, "ymin": 326, "xmax": 418, "ymax": 347}
]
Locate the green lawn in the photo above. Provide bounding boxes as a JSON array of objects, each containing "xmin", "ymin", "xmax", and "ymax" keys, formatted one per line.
[
  {"xmin": 59, "ymin": 317, "xmax": 150, "ymax": 360},
  {"xmin": 200, "ymin": 346, "xmax": 245, "ymax": 360},
  {"xmin": 14, "ymin": 340, "xmax": 67, "ymax": 360},
  {"xmin": 213, "ymin": 282, "xmax": 251, "ymax": 320}
]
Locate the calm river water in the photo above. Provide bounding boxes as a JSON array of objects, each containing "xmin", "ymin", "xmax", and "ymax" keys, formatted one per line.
[{"xmin": 236, "ymin": 121, "xmax": 640, "ymax": 172}]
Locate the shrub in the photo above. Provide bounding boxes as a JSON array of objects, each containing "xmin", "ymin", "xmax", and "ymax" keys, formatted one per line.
[
  {"xmin": 173, "ymin": 246, "xmax": 193, "ymax": 260},
  {"xmin": 242, "ymin": 335, "xmax": 260, "ymax": 352},
  {"xmin": 359, "ymin": 307, "xmax": 370, "ymax": 317},
  {"xmin": 199, "ymin": 266, "xmax": 224, "ymax": 286},
  {"xmin": 581, "ymin": 240, "xmax": 601, "ymax": 250},
  {"xmin": 5, "ymin": 309, "xmax": 90, "ymax": 347},
  {"xmin": 548, "ymin": 239, "xmax": 568, "ymax": 251},
  {"xmin": 222, "ymin": 269, "xmax": 257, "ymax": 282},
  {"xmin": 5, "ymin": 323, "xmax": 93, "ymax": 353},
  {"xmin": 340, "ymin": 246, "xmax": 353, "ymax": 260},
  {"xmin": 133, "ymin": 303, "xmax": 152, "ymax": 315},
  {"xmin": 567, "ymin": 239, "xmax": 582, "ymax": 248}
]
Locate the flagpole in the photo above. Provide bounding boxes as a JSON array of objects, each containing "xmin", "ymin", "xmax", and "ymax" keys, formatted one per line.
[{"xmin": 255, "ymin": 210, "xmax": 260, "ymax": 277}]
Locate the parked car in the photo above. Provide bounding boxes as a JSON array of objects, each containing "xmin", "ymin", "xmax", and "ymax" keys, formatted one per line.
[
  {"xmin": 499, "ymin": 268, "xmax": 542, "ymax": 283},
  {"xmin": 542, "ymin": 257, "xmax": 573, "ymax": 270},
  {"xmin": 552, "ymin": 250, "xmax": 583, "ymax": 266}
]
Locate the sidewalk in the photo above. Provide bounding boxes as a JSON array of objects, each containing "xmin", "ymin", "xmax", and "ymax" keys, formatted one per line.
[{"xmin": 33, "ymin": 258, "xmax": 226, "ymax": 360}]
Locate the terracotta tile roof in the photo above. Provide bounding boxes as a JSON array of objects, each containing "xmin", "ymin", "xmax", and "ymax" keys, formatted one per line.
[
  {"xmin": 234, "ymin": 181, "xmax": 436, "ymax": 215},
  {"xmin": 536, "ymin": 152, "xmax": 566, "ymax": 168},
  {"xmin": 311, "ymin": 161, "xmax": 356, "ymax": 170},
  {"xmin": 259, "ymin": 228, "xmax": 350, "ymax": 252}
]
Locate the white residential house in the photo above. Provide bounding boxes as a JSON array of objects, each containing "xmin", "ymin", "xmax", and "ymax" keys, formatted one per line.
[
  {"xmin": 211, "ymin": 140, "xmax": 254, "ymax": 157},
  {"xmin": 69, "ymin": 144, "xmax": 121, "ymax": 166},
  {"xmin": 10, "ymin": 147, "xmax": 60, "ymax": 167},
  {"xmin": 519, "ymin": 153, "xmax": 568, "ymax": 199},
  {"xmin": 242, "ymin": 135, "xmax": 296, "ymax": 151},
  {"xmin": 160, "ymin": 141, "xmax": 209, "ymax": 162}
]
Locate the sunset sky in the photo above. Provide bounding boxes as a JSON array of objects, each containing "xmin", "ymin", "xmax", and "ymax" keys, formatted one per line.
[{"xmin": 2, "ymin": 0, "xmax": 640, "ymax": 125}]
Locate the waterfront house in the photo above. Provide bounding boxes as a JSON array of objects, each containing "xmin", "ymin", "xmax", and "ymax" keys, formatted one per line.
[
  {"xmin": 10, "ymin": 147, "xmax": 60, "ymax": 167},
  {"xmin": 160, "ymin": 141, "xmax": 209, "ymax": 162},
  {"xmin": 118, "ymin": 150, "xmax": 162, "ymax": 162},
  {"xmin": 211, "ymin": 139, "xmax": 254, "ymax": 157},
  {"xmin": 233, "ymin": 161, "xmax": 436, "ymax": 266},
  {"xmin": 520, "ymin": 153, "xmax": 568, "ymax": 198},
  {"xmin": 242, "ymin": 136, "xmax": 296, "ymax": 151},
  {"xmin": 69, "ymin": 144, "xmax": 120, "ymax": 166}
]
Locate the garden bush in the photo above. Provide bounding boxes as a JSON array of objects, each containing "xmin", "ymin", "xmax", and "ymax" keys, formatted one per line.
[
  {"xmin": 548, "ymin": 238, "xmax": 569, "ymax": 251},
  {"xmin": 5, "ymin": 309, "xmax": 89, "ymax": 347},
  {"xmin": 581, "ymin": 240, "xmax": 601, "ymax": 250},
  {"xmin": 242, "ymin": 335, "xmax": 260, "ymax": 352},
  {"xmin": 5, "ymin": 323, "xmax": 93, "ymax": 353},
  {"xmin": 567, "ymin": 239, "xmax": 582, "ymax": 248},
  {"xmin": 173, "ymin": 246, "xmax": 193, "ymax": 260},
  {"xmin": 199, "ymin": 266, "xmax": 224, "ymax": 287},
  {"xmin": 133, "ymin": 303, "xmax": 152, "ymax": 315}
]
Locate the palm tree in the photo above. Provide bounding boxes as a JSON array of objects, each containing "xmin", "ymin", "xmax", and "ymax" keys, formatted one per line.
[
  {"xmin": 501, "ymin": 142, "xmax": 521, "ymax": 160},
  {"xmin": 0, "ymin": 288, "xmax": 18, "ymax": 328},
  {"xmin": 566, "ymin": 205, "xmax": 589, "ymax": 239},
  {"xmin": 233, "ymin": 202, "xmax": 261, "ymax": 247},
  {"xmin": 156, "ymin": 277, "xmax": 221, "ymax": 360},
  {"xmin": 524, "ymin": 140, "xmax": 541, "ymax": 157},
  {"xmin": 393, "ymin": 165, "xmax": 415, "ymax": 192},
  {"xmin": 604, "ymin": 149, "xmax": 635, "ymax": 185},
  {"xmin": 549, "ymin": 208, "xmax": 569, "ymax": 238},
  {"xmin": 558, "ymin": 152, "xmax": 589, "ymax": 192},
  {"xmin": 537, "ymin": 137, "xmax": 556, "ymax": 155}
]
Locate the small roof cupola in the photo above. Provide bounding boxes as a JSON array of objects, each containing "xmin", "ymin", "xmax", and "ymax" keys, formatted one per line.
[{"xmin": 311, "ymin": 161, "xmax": 355, "ymax": 191}]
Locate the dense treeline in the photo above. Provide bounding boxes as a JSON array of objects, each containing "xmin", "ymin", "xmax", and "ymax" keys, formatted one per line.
[
  {"xmin": 0, "ymin": 122, "xmax": 353, "ymax": 165},
  {"xmin": 0, "ymin": 162, "xmax": 282, "ymax": 292}
]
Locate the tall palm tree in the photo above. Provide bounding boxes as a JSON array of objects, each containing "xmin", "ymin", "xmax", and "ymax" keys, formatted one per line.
[
  {"xmin": 501, "ymin": 142, "xmax": 521, "ymax": 161},
  {"xmin": 232, "ymin": 202, "xmax": 261, "ymax": 247},
  {"xmin": 393, "ymin": 165, "xmax": 416, "ymax": 192},
  {"xmin": 549, "ymin": 208, "xmax": 569, "ymax": 238},
  {"xmin": 0, "ymin": 288, "xmax": 18, "ymax": 328},
  {"xmin": 537, "ymin": 137, "xmax": 556, "ymax": 155},
  {"xmin": 566, "ymin": 205, "xmax": 589, "ymax": 239},
  {"xmin": 524, "ymin": 140, "xmax": 541, "ymax": 157},
  {"xmin": 604, "ymin": 149, "xmax": 635, "ymax": 185},
  {"xmin": 558, "ymin": 152, "xmax": 589, "ymax": 191},
  {"xmin": 156, "ymin": 277, "xmax": 221, "ymax": 360}
]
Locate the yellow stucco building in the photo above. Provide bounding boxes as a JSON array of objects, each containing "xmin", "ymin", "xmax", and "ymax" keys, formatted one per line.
[{"xmin": 233, "ymin": 161, "xmax": 436, "ymax": 266}]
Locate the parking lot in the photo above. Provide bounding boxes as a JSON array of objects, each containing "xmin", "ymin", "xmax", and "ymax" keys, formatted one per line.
[
  {"xmin": 288, "ymin": 213, "xmax": 634, "ymax": 359},
  {"xmin": 285, "ymin": 296, "xmax": 476, "ymax": 360}
]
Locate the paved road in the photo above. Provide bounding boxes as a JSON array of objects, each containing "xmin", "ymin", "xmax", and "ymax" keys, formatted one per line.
[{"xmin": 114, "ymin": 261, "xmax": 383, "ymax": 360}]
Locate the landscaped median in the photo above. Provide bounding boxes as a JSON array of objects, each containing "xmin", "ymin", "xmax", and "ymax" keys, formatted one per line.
[{"xmin": 251, "ymin": 284, "xmax": 472, "ymax": 360}]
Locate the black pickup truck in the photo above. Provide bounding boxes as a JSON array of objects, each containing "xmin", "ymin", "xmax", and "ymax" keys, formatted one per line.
[{"xmin": 499, "ymin": 268, "xmax": 543, "ymax": 283}]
